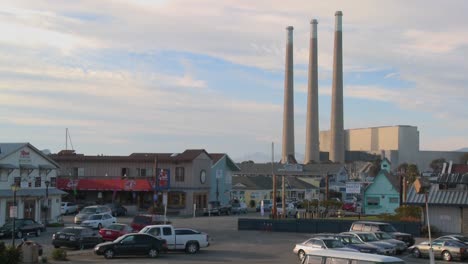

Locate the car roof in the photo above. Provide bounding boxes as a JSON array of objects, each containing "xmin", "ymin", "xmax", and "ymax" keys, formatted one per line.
[
  {"xmin": 353, "ymin": 221, "xmax": 389, "ymax": 225},
  {"xmin": 303, "ymin": 249, "xmax": 404, "ymax": 262}
]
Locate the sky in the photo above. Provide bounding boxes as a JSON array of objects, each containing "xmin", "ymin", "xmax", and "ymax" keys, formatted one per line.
[{"xmin": 1, "ymin": 0, "xmax": 467, "ymax": 161}]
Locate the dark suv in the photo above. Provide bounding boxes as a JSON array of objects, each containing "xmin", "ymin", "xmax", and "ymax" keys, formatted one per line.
[
  {"xmin": 349, "ymin": 221, "xmax": 415, "ymax": 246},
  {"xmin": 52, "ymin": 226, "xmax": 103, "ymax": 250}
]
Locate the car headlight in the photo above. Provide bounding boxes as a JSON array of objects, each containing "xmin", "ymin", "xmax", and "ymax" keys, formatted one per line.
[
  {"xmin": 52, "ymin": 234, "xmax": 56, "ymax": 239},
  {"xmin": 69, "ymin": 236, "xmax": 76, "ymax": 241}
]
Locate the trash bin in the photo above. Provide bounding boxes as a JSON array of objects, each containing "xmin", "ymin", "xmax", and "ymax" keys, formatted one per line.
[{"xmin": 21, "ymin": 241, "xmax": 39, "ymax": 263}]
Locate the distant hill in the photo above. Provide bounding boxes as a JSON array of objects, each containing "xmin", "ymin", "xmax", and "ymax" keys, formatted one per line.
[{"xmin": 455, "ymin": 147, "xmax": 468, "ymax": 152}]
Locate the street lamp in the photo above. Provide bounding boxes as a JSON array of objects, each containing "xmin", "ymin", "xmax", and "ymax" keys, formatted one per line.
[
  {"xmin": 414, "ymin": 177, "xmax": 435, "ymax": 264},
  {"xmin": 45, "ymin": 180, "xmax": 50, "ymax": 230},
  {"xmin": 11, "ymin": 184, "xmax": 19, "ymax": 247}
]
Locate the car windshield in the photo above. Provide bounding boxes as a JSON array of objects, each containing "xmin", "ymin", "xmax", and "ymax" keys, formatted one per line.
[
  {"xmin": 340, "ymin": 236, "xmax": 363, "ymax": 244},
  {"xmin": 61, "ymin": 228, "xmax": 82, "ymax": 235},
  {"xmin": 376, "ymin": 232, "xmax": 393, "ymax": 240},
  {"xmin": 323, "ymin": 239, "xmax": 345, "ymax": 248},
  {"xmin": 107, "ymin": 224, "xmax": 125, "ymax": 231},
  {"xmin": 89, "ymin": 215, "xmax": 102, "ymax": 220},
  {"xmin": 453, "ymin": 236, "xmax": 468, "ymax": 242},
  {"xmin": 359, "ymin": 233, "xmax": 378, "ymax": 242},
  {"xmin": 81, "ymin": 208, "xmax": 97, "ymax": 214},
  {"xmin": 378, "ymin": 224, "xmax": 397, "ymax": 232}
]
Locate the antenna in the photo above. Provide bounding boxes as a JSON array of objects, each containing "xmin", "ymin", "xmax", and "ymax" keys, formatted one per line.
[{"xmin": 65, "ymin": 128, "xmax": 75, "ymax": 150}]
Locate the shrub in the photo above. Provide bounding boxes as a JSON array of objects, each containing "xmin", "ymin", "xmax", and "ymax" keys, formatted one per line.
[
  {"xmin": 51, "ymin": 248, "xmax": 68, "ymax": 261},
  {"xmin": 40, "ymin": 256, "xmax": 48, "ymax": 263},
  {"xmin": 0, "ymin": 246, "xmax": 21, "ymax": 264},
  {"xmin": 421, "ymin": 225, "xmax": 441, "ymax": 238}
]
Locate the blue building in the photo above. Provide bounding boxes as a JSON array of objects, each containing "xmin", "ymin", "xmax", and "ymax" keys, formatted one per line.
[
  {"xmin": 210, "ymin": 154, "xmax": 240, "ymax": 205},
  {"xmin": 363, "ymin": 159, "xmax": 400, "ymax": 215}
]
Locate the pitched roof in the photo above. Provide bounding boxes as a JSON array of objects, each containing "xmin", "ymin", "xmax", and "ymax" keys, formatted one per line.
[
  {"xmin": 236, "ymin": 162, "xmax": 345, "ymax": 176},
  {"xmin": 0, "ymin": 142, "xmax": 60, "ymax": 167},
  {"xmin": 406, "ymin": 184, "xmax": 468, "ymax": 206},
  {"xmin": 232, "ymin": 175, "xmax": 318, "ymax": 190},
  {"xmin": 366, "ymin": 170, "xmax": 400, "ymax": 192},
  {"xmin": 210, "ymin": 153, "xmax": 241, "ymax": 171}
]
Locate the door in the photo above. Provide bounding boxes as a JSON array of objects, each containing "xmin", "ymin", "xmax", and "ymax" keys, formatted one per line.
[
  {"xmin": 23, "ymin": 200, "xmax": 36, "ymax": 219},
  {"xmin": 161, "ymin": 227, "xmax": 176, "ymax": 249},
  {"xmin": 115, "ymin": 235, "xmax": 137, "ymax": 255}
]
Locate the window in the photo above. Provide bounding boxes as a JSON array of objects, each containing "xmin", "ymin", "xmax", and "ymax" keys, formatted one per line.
[
  {"xmin": 290, "ymin": 191, "xmax": 297, "ymax": 199},
  {"xmin": 121, "ymin": 168, "xmax": 129, "ymax": 177},
  {"xmin": 148, "ymin": 228, "xmax": 160, "ymax": 236},
  {"xmin": 168, "ymin": 192, "xmax": 186, "ymax": 208},
  {"xmin": 14, "ymin": 177, "xmax": 21, "ymax": 186},
  {"xmin": 162, "ymin": 227, "xmax": 172, "ymax": 236},
  {"xmin": 121, "ymin": 235, "xmax": 136, "ymax": 244},
  {"xmin": 35, "ymin": 177, "xmax": 41, "ymax": 187},
  {"xmin": 351, "ymin": 223, "xmax": 363, "ymax": 231},
  {"xmin": 0, "ymin": 171, "xmax": 7, "ymax": 182},
  {"xmin": 50, "ymin": 177, "xmax": 57, "ymax": 187},
  {"xmin": 389, "ymin": 197, "xmax": 399, "ymax": 204},
  {"xmin": 175, "ymin": 167, "xmax": 185, "ymax": 182},
  {"xmin": 367, "ymin": 197, "xmax": 380, "ymax": 206},
  {"xmin": 137, "ymin": 168, "xmax": 147, "ymax": 177}
]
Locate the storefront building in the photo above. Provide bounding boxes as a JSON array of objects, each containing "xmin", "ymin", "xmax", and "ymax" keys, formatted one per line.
[
  {"xmin": 51, "ymin": 149, "xmax": 213, "ymax": 215},
  {"xmin": 0, "ymin": 143, "xmax": 65, "ymax": 225}
]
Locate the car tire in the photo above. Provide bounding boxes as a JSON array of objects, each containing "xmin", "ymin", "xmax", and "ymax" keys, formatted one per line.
[
  {"xmin": 36, "ymin": 229, "xmax": 41, "ymax": 237},
  {"xmin": 412, "ymin": 248, "xmax": 421, "ymax": 258},
  {"xmin": 298, "ymin": 250, "xmax": 306, "ymax": 260},
  {"xmin": 104, "ymin": 249, "xmax": 114, "ymax": 259},
  {"xmin": 148, "ymin": 248, "xmax": 159, "ymax": 258},
  {"xmin": 185, "ymin": 242, "xmax": 199, "ymax": 254},
  {"xmin": 442, "ymin": 250, "xmax": 452, "ymax": 261},
  {"xmin": 98, "ymin": 223, "xmax": 103, "ymax": 230}
]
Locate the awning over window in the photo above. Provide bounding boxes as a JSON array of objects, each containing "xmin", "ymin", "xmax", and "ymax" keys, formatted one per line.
[
  {"xmin": 39, "ymin": 164, "xmax": 57, "ymax": 169},
  {"xmin": 19, "ymin": 164, "xmax": 38, "ymax": 169},
  {"xmin": 57, "ymin": 178, "xmax": 154, "ymax": 191}
]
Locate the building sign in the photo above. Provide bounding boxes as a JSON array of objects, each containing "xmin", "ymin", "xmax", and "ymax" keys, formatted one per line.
[
  {"xmin": 124, "ymin": 180, "xmax": 136, "ymax": 190},
  {"xmin": 154, "ymin": 168, "xmax": 170, "ymax": 190},
  {"xmin": 346, "ymin": 183, "xmax": 361, "ymax": 194},
  {"xmin": 67, "ymin": 179, "xmax": 79, "ymax": 189},
  {"xmin": 9, "ymin": 206, "xmax": 17, "ymax": 218},
  {"xmin": 19, "ymin": 149, "xmax": 31, "ymax": 164}
]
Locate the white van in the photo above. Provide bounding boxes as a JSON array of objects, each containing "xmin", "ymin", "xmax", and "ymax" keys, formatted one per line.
[{"xmin": 301, "ymin": 249, "xmax": 405, "ymax": 264}]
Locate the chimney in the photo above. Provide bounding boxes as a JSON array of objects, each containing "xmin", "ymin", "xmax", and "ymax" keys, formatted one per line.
[
  {"xmin": 281, "ymin": 26, "xmax": 296, "ymax": 164},
  {"xmin": 329, "ymin": 11, "xmax": 345, "ymax": 163},
  {"xmin": 304, "ymin": 19, "xmax": 320, "ymax": 164}
]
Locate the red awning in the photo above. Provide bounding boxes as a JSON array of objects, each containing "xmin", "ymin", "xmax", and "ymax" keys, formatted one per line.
[{"xmin": 57, "ymin": 178, "xmax": 153, "ymax": 191}]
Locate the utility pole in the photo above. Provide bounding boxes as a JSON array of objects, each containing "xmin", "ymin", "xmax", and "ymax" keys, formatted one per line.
[
  {"xmin": 282, "ymin": 175, "xmax": 286, "ymax": 218},
  {"xmin": 271, "ymin": 142, "xmax": 277, "ymax": 219}
]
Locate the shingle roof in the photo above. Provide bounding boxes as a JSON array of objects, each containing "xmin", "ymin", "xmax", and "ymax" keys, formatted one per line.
[
  {"xmin": 405, "ymin": 184, "xmax": 468, "ymax": 206},
  {"xmin": 236, "ymin": 163, "xmax": 345, "ymax": 176},
  {"xmin": 0, "ymin": 143, "xmax": 28, "ymax": 160},
  {"xmin": 232, "ymin": 175, "xmax": 318, "ymax": 190}
]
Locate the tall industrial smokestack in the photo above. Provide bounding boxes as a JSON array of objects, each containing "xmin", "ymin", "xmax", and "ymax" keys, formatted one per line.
[
  {"xmin": 281, "ymin": 26, "xmax": 296, "ymax": 164},
  {"xmin": 329, "ymin": 11, "xmax": 345, "ymax": 163},
  {"xmin": 304, "ymin": 19, "xmax": 320, "ymax": 164}
]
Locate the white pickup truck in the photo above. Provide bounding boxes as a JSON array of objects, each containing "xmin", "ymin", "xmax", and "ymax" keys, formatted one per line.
[{"xmin": 139, "ymin": 224, "xmax": 210, "ymax": 254}]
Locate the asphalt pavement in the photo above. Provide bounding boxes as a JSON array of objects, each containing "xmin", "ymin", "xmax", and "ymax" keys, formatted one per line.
[{"xmin": 1, "ymin": 213, "xmax": 464, "ymax": 264}]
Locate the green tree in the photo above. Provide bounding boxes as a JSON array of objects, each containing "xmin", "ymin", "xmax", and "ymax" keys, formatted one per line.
[
  {"xmin": 406, "ymin": 164, "xmax": 420, "ymax": 184},
  {"xmin": 461, "ymin": 153, "xmax": 468, "ymax": 165},
  {"xmin": 430, "ymin": 158, "xmax": 446, "ymax": 173}
]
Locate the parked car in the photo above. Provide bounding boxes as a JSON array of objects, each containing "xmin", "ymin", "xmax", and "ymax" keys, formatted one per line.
[
  {"xmin": 94, "ymin": 233, "xmax": 167, "ymax": 259},
  {"xmin": 341, "ymin": 232, "xmax": 396, "ymax": 255},
  {"xmin": 276, "ymin": 202, "xmax": 297, "ymax": 218},
  {"xmin": 74, "ymin": 205, "xmax": 112, "ymax": 224},
  {"xmin": 256, "ymin": 199, "xmax": 272, "ymax": 212},
  {"xmin": 81, "ymin": 213, "xmax": 116, "ymax": 229},
  {"xmin": 231, "ymin": 202, "xmax": 248, "ymax": 214},
  {"xmin": 349, "ymin": 221, "xmax": 415, "ymax": 246},
  {"xmin": 410, "ymin": 239, "xmax": 468, "ymax": 261},
  {"xmin": 139, "ymin": 224, "xmax": 210, "ymax": 254},
  {"xmin": 337, "ymin": 234, "xmax": 380, "ymax": 254},
  {"xmin": 99, "ymin": 223, "xmax": 133, "ymax": 241},
  {"xmin": 203, "ymin": 201, "xmax": 232, "ymax": 216},
  {"xmin": 52, "ymin": 226, "xmax": 103, "ymax": 250},
  {"xmin": 0, "ymin": 218, "xmax": 45, "ymax": 238},
  {"xmin": 104, "ymin": 203, "xmax": 128, "ymax": 217},
  {"xmin": 342, "ymin": 202, "xmax": 356, "ymax": 212},
  {"xmin": 373, "ymin": 231, "xmax": 407, "ymax": 254},
  {"xmin": 61, "ymin": 202, "xmax": 78, "ymax": 215},
  {"xmin": 437, "ymin": 234, "xmax": 468, "ymax": 245},
  {"xmin": 293, "ymin": 237, "xmax": 358, "ymax": 260},
  {"xmin": 130, "ymin": 214, "xmax": 170, "ymax": 232}
]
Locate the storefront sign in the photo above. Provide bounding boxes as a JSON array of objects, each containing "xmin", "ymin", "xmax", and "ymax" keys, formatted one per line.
[
  {"xmin": 19, "ymin": 149, "xmax": 31, "ymax": 164},
  {"xmin": 155, "ymin": 168, "xmax": 170, "ymax": 190},
  {"xmin": 124, "ymin": 180, "xmax": 136, "ymax": 190},
  {"xmin": 346, "ymin": 183, "xmax": 361, "ymax": 194},
  {"xmin": 9, "ymin": 206, "xmax": 17, "ymax": 218}
]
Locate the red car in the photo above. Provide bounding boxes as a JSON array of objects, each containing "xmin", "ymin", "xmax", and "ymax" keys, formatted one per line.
[
  {"xmin": 98, "ymin": 223, "xmax": 133, "ymax": 241},
  {"xmin": 342, "ymin": 203, "xmax": 356, "ymax": 212}
]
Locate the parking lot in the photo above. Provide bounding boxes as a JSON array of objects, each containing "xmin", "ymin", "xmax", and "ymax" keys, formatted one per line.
[{"xmin": 1, "ymin": 213, "xmax": 465, "ymax": 263}]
